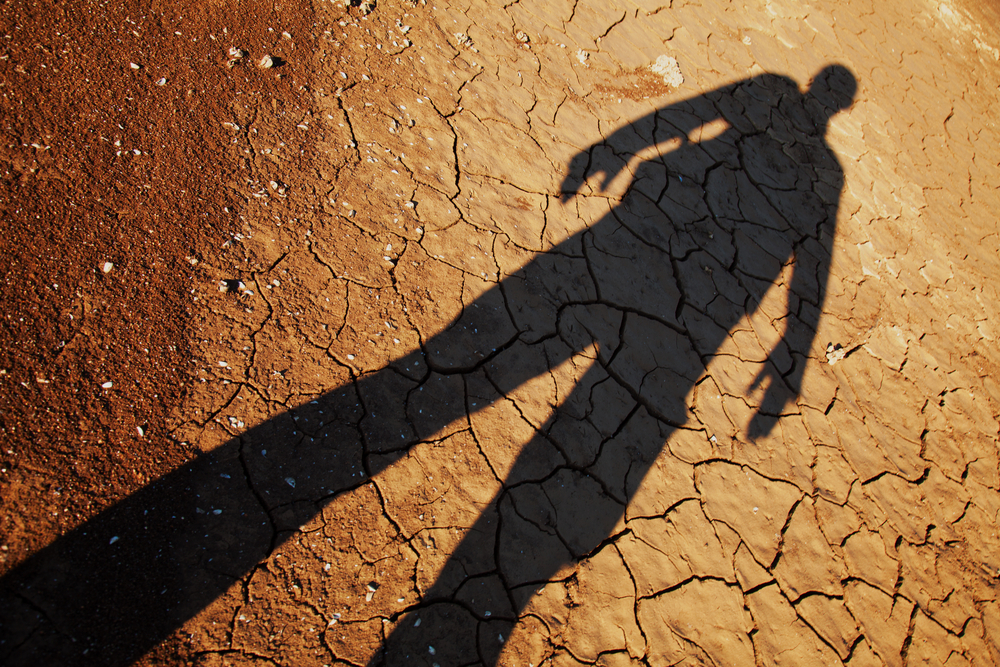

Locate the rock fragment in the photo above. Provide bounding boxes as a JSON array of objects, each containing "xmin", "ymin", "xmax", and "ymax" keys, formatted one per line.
[
  {"xmin": 650, "ymin": 55, "xmax": 683, "ymax": 87},
  {"xmin": 227, "ymin": 46, "xmax": 246, "ymax": 68},
  {"xmin": 826, "ymin": 342, "xmax": 846, "ymax": 364},
  {"xmin": 454, "ymin": 32, "xmax": 478, "ymax": 52}
]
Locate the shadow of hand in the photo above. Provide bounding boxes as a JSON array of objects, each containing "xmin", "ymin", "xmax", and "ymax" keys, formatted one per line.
[
  {"xmin": 747, "ymin": 356, "xmax": 800, "ymax": 440},
  {"xmin": 558, "ymin": 146, "xmax": 633, "ymax": 202}
]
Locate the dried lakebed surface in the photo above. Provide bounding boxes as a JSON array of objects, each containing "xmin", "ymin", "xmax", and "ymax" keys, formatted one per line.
[{"xmin": 2, "ymin": 0, "xmax": 1000, "ymax": 665}]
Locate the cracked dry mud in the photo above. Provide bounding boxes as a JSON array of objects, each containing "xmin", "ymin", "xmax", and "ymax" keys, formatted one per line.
[{"xmin": 2, "ymin": 0, "xmax": 1000, "ymax": 665}]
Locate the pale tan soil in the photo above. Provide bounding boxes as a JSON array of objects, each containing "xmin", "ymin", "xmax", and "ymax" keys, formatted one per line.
[{"xmin": 2, "ymin": 0, "xmax": 1000, "ymax": 665}]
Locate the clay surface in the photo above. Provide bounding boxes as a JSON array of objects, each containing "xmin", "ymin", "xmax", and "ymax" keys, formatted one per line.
[{"xmin": 2, "ymin": 0, "xmax": 1000, "ymax": 665}]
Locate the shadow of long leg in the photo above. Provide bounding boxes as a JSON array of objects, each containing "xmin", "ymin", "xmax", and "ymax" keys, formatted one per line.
[{"xmin": 370, "ymin": 355, "xmax": 683, "ymax": 666}]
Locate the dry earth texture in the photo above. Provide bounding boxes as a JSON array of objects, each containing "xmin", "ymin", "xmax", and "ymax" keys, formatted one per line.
[{"xmin": 2, "ymin": 0, "xmax": 1000, "ymax": 665}]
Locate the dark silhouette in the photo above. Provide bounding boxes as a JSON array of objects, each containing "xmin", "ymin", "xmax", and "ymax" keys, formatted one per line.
[{"xmin": 0, "ymin": 65, "xmax": 856, "ymax": 666}]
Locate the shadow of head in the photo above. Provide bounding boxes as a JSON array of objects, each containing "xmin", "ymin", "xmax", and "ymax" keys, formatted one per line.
[{"xmin": 808, "ymin": 63, "xmax": 857, "ymax": 116}]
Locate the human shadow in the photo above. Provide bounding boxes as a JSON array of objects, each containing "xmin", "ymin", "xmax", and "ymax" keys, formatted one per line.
[{"xmin": 0, "ymin": 65, "xmax": 856, "ymax": 666}]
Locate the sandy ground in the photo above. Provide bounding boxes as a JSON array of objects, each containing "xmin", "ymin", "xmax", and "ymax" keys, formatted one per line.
[{"xmin": 2, "ymin": 0, "xmax": 1000, "ymax": 665}]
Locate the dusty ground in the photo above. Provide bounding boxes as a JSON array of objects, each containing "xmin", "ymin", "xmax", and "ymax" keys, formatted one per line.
[{"xmin": 2, "ymin": 0, "xmax": 1000, "ymax": 665}]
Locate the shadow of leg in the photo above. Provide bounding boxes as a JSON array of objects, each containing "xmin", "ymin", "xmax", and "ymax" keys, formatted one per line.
[{"xmin": 371, "ymin": 359, "xmax": 668, "ymax": 666}]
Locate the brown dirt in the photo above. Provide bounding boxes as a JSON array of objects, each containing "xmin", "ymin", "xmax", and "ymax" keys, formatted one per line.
[
  {"xmin": 2, "ymin": 0, "xmax": 1000, "ymax": 665},
  {"xmin": 0, "ymin": 0, "xmax": 322, "ymax": 560}
]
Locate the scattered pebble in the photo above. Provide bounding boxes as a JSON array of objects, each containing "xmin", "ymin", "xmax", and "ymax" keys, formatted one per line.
[
  {"xmin": 136, "ymin": 425, "xmax": 145, "ymax": 437},
  {"xmin": 365, "ymin": 581, "xmax": 378, "ymax": 601},
  {"xmin": 227, "ymin": 47, "xmax": 246, "ymax": 68},
  {"xmin": 359, "ymin": 0, "xmax": 375, "ymax": 15},
  {"xmin": 129, "ymin": 62, "xmax": 140, "ymax": 70},
  {"xmin": 109, "ymin": 536, "xmax": 120, "ymax": 545},
  {"xmin": 575, "ymin": 49, "xmax": 590, "ymax": 66},
  {"xmin": 515, "ymin": 30, "xmax": 529, "ymax": 43},
  {"xmin": 101, "ymin": 381, "xmax": 113, "ymax": 389},
  {"xmin": 101, "ymin": 261, "xmax": 114, "ymax": 273},
  {"xmin": 826, "ymin": 342, "xmax": 847, "ymax": 365},
  {"xmin": 454, "ymin": 32, "xmax": 478, "ymax": 52},
  {"xmin": 650, "ymin": 55, "xmax": 683, "ymax": 87},
  {"xmin": 155, "ymin": 77, "xmax": 167, "ymax": 86},
  {"xmin": 219, "ymin": 279, "xmax": 245, "ymax": 293},
  {"xmin": 258, "ymin": 54, "xmax": 275, "ymax": 69},
  {"xmin": 285, "ymin": 477, "xmax": 296, "ymax": 488}
]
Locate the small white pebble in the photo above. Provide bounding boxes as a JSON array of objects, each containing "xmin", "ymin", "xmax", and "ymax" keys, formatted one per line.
[
  {"xmin": 101, "ymin": 261, "xmax": 114, "ymax": 273},
  {"xmin": 101, "ymin": 381, "xmax": 113, "ymax": 389},
  {"xmin": 109, "ymin": 536, "xmax": 119, "ymax": 545},
  {"xmin": 155, "ymin": 77, "xmax": 167, "ymax": 86}
]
